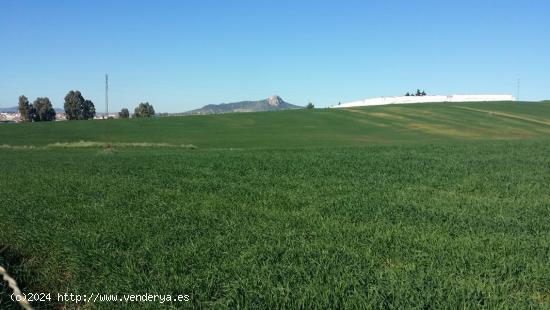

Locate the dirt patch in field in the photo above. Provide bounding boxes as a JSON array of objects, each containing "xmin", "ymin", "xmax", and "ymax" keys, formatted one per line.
[
  {"xmin": 0, "ymin": 141, "xmax": 198, "ymax": 150},
  {"xmin": 394, "ymin": 109, "xmax": 442, "ymax": 119},
  {"xmin": 0, "ymin": 144, "xmax": 36, "ymax": 150},
  {"xmin": 408, "ymin": 123, "xmax": 537, "ymax": 139},
  {"xmin": 531, "ymin": 292, "xmax": 550, "ymax": 304},
  {"xmin": 345, "ymin": 109, "xmax": 370, "ymax": 115},
  {"xmin": 409, "ymin": 109, "xmax": 438, "ymax": 116},
  {"xmin": 368, "ymin": 112, "xmax": 406, "ymax": 120},
  {"xmin": 453, "ymin": 106, "xmax": 550, "ymax": 126},
  {"xmin": 354, "ymin": 119, "xmax": 389, "ymax": 127},
  {"xmin": 343, "ymin": 110, "xmax": 391, "ymax": 127},
  {"xmin": 47, "ymin": 141, "xmax": 197, "ymax": 149},
  {"xmin": 346, "ymin": 109, "xmax": 405, "ymax": 121},
  {"xmin": 407, "ymin": 123, "xmax": 481, "ymax": 138}
]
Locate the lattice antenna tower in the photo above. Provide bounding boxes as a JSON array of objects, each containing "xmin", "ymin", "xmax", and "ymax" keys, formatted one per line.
[
  {"xmin": 105, "ymin": 74, "xmax": 109, "ymax": 117},
  {"xmin": 517, "ymin": 78, "xmax": 520, "ymax": 102}
]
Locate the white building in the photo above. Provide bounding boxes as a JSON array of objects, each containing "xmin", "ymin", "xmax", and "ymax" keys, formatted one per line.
[
  {"xmin": 331, "ymin": 94, "xmax": 515, "ymax": 109},
  {"xmin": 0, "ymin": 112, "xmax": 21, "ymax": 122}
]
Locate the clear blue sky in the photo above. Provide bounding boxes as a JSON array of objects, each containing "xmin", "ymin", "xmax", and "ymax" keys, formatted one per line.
[{"xmin": 1, "ymin": 0, "xmax": 549, "ymax": 112}]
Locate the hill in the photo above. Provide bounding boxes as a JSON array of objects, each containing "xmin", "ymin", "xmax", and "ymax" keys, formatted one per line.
[
  {"xmin": 1, "ymin": 101, "xmax": 549, "ymax": 149},
  {"xmin": 185, "ymin": 95, "xmax": 302, "ymax": 115},
  {"xmin": 0, "ymin": 106, "xmax": 17, "ymax": 113},
  {"xmin": 0, "ymin": 106, "xmax": 64, "ymax": 113}
]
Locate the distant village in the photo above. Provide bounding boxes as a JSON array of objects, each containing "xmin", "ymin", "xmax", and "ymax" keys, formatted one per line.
[{"xmin": 0, "ymin": 111, "xmax": 118, "ymax": 123}]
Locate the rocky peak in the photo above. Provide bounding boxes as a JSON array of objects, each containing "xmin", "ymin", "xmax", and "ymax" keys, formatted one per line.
[{"xmin": 268, "ymin": 95, "xmax": 283, "ymax": 106}]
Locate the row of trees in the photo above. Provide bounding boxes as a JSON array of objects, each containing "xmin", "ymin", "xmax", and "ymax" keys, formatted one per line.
[
  {"xmin": 118, "ymin": 102, "xmax": 155, "ymax": 118},
  {"xmin": 405, "ymin": 90, "xmax": 427, "ymax": 97},
  {"xmin": 18, "ymin": 96, "xmax": 56, "ymax": 122},
  {"xmin": 17, "ymin": 90, "xmax": 155, "ymax": 122},
  {"xmin": 18, "ymin": 90, "xmax": 96, "ymax": 122}
]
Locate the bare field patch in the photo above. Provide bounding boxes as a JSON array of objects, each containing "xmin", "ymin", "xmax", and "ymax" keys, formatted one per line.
[
  {"xmin": 392, "ymin": 108, "xmax": 445, "ymax": 119},
  {"xmin": 0, "ymin": 144, "xmax": 36, "ymax": 150},
  {"xmin": 354, "ymin": 119, "xmax": 390, "ymax": 127},
  {"xmin": 1, "ymin": 141, "xmax": 197, "ymax": 150},
  {"xmin": 346, "ymin": 109, "xmax": 406, "ymax": 121},
  {"xmin": 343, "ymin": 110, "xmax": 391, "ymax": 127},
  {"xmin": 453, "ymin": 106, "xmax": 550, "ymax": 126},
  {"xmin": 48, "ymin": 141, "xmax": 197, "ymax": 149},
  {"xmin": 407, "ymin": 123, "xmax": 482, "ymax": 138}
]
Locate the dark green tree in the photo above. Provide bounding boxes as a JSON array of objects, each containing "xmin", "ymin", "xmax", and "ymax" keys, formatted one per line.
[
  {"xmin": 18, "ymin": 95, "xmax": 30, "ymax": 121},
  {"xmin": 82, "ymin": 99, "xmax": 96, "ymax": 120},
  {"xmin": 64, "ymin": 90, "xmax": 85, "ymax": 120},
  {"xmin": 31, "ymin": 97, "xmax": 56, "ymax": 121},
  {"xmin": 416, "ymin": 89, "xmax": 422, "ymax": 96},
  {"xmin": 133, "ymin": 102, "xmax": 155, "ymax": 118},
  {"xmin": 27, "ymin": 103, "xmax": 37, "ymax": 121},
  {"xmin": 306, "ymin": 102, "xmax": 314, "ymax": 109},
  {"xmin": 119, "ymin": 108, "xmax": 130, "ymax": 119},
  {"xmin": 405, "ymin": 92, "xmax": 410, "ymax": 96},
  {"xmin": 63, "ymin": 91, "xmax": 95, "ymax": 120},
  {"xmin": 421, "ymin": 90, "xmax": 427, "ymax": 96}
]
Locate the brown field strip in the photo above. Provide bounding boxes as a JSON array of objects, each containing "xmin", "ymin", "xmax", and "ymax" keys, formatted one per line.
[{"xmin": 452, "ymin": 106, "xmax": 550, "ymax": 126}]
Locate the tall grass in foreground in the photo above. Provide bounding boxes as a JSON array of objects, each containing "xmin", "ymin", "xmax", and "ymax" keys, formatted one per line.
[{"xmin": 1, "ymin": 140, "xmax": 550, "ymax": 308}]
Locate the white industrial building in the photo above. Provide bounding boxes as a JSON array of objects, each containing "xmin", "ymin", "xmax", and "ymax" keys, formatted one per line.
[{"xmin": 331, "ymin": 94, "xmax": 515, "ymax": 108}]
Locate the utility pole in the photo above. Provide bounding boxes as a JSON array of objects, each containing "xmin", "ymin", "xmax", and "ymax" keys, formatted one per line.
[{"xmin": 105, "ymin": 74, "xmax": 109, "ymax": 118}]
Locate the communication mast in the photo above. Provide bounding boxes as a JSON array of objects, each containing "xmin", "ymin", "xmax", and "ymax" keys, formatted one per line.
[
  {"xmin": 105, "ymin": 74, "xmax": 109, "ymax": 118},
  {"xmin": 517, "ymin": 78, "xmax": 520, "ymax": 102}
]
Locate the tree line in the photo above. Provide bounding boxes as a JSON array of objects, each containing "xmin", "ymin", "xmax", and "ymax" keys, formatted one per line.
[
  {"xmin": 18, "ymin": 90, "xmax": 96, "ymax": 122},
  {"xmin": 18, "ymin": 96, "xmax": 56, "ymax": 122},
  {"xmin": 118, "ymin": 102, "xmax": 155, "ymax": 118},
  {"xmin": 405, "ymin": 89, "xmax": 427, "ymax": 97},
  {"xmin": 17, "ymin": 90, "xmax": 155, "ymax": 122}
]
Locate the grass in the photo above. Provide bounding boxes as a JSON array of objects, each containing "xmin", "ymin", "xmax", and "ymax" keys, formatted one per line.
[
  {"xmin": 1, "ymin": 101, "xmax": 550, "ymax": 308},
  {"xmin": 0, "ymin": 101, "xmax": 549, "ymax": 149}
]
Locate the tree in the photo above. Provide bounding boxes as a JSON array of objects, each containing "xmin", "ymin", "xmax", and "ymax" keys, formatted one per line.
[
  {"xmin": 133, "ymin": 102, "xmax": 155, "ymax": 118},
  {"xmin": 119, "ymin": 108, "xmax": 130, "ymax": 119},
  {"xmin": 82, "ymin": 100, "xmax": 96, "ymax": 120},
  {"xmin": 31, "ymin": 97, "xmax": 56, "ymax": 121},
  {"xmin": 18, "ymin": 95, "xmax": 30, "ymax": 121},
  {"xmin": 421, "ymin": 90, "xmax": 427, "ymax": 96},
  {"xmin": 416, "ymin": 89, "xmax": 422, "ymax": 96},
  {"xmin": 64, "ymin": 90, "xmax": 95, "ymax": 120},
  {"xmin": 405, "ymin": 92, "xmax": 410, "ymax": 96},
  {"xmin": 306, "ymin": 102, "xmax": 314, "ymax": 109},
  {"xmin": 27, "ymin": 103, "xmax": 37, "ymax": 121},
  {"xmin": 64, "ymin": 90, "xmax": 85, "ymax": 120}
]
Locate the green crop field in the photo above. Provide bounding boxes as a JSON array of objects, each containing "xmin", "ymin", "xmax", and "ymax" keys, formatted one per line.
[
  {"xmin": 1, "ymin": 101, "xmax": 550, "ymax": 308},
  {"xmin": 2, "ymin": 101, "xmax": 550, "ymax": 149}
]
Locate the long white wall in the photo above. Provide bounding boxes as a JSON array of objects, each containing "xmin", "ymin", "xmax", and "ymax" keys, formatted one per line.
[{"xmin": 331, "ymin": 94, "xmax": 515, "ymax": 108}]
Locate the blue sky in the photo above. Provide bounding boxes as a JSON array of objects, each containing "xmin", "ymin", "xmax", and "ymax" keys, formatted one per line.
[{"xmin": 1, "ymin": 0, "xmax": 549, "ymax": 112}]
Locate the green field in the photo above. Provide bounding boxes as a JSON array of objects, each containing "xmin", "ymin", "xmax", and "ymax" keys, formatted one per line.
[
  {"xmin": 2, "ymin": 101, "xmax": 550, "ymax": 149},
  {"xmin": 1, "ymin": 101, "xmax": 550, "ymax": 308}
]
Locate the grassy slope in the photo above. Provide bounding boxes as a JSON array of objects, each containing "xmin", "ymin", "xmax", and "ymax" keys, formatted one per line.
[
  {"xmin": 1, "ymin": 101, "xmax": 549, "ymax": 148},
  {"xmin": 1, "ymin": 101, "xmax": 550, "ymax": 308}
]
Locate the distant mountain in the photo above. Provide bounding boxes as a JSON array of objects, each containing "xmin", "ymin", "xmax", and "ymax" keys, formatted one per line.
[
  {"xmin": 0, "ymin": 106, "xmax": 18, "ymax": 113},
  {"xmin": 185, "ymin": 96, "xmax": 302, "ymax": 115},
  {"xmin": 0, "ymin": 106, "xmax": 64, "ymax": 113}
]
